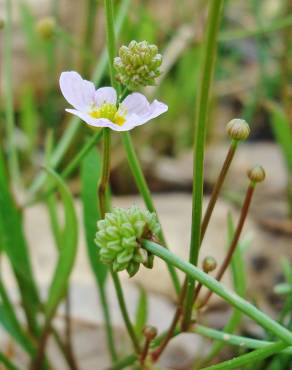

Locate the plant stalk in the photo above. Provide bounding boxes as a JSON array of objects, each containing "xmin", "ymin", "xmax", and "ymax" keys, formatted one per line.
[
  {"xmin": 4, "ymin": 0, "xmax": 20, "ymax": 185},
  {"xmin": 154, "ymin": 139, "xmax": 238, "ymax": 357},
  {"xmin": 111, "ymin": 270, "xmax": 141, "ymax": 354},
  {"xmin": 142, "ymin": 239, "xmax": 292, "ymax": 346},
  {"xmin": 183, "ymin": 0, "xmax": 224, "ymax": 330},
  {"xmin": 122, "ymin": 132, "xmax": 181, "ymax": 294},
  {"xmin": 197, "ymin": 183, "xmax": 255, "ymax": 308},
  {"xmin": 200, "ymin": 141, "xmax": 237, "ymax": 241},
  {"xmin": 98, "ymin": 128, "xmax": 111, "ymax": 217}
]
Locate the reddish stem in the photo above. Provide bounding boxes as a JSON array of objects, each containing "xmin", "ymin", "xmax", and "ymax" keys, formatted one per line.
[{"xmin": 197, "ymin": 184, "xmax": 255, "ymax": 308}]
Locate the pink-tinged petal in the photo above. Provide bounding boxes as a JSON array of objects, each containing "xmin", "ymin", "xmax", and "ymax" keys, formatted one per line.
[
  {"xmin": 121, "ymin": 93, "xmax": 150, "ymax": 116},
  {"xmin": 66, "ymin": 109, "xmax": 131, "ymax": 131},
  {"xmin": 122, "ymin": 99, "xmax": 168, "ymax": 129},
  {"xmin": 95, "ymin": 87, "xmax": 117, "ymax": 106},
  {"xmin": 60, "ymin": 71, "xmax": 95, "ymax": 111}
]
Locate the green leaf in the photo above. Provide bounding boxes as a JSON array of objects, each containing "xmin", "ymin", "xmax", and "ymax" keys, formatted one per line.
[
  {"xmin": 134, "ymin": 287, "xmax": 148, "ymax": 339},
  {"xmin": 43, "ymin": 167, "xmax": 78, "ymax": 320},
  {"xmin": 0, "ymin": 351, "xmax": 20, "ymax": 370},
  {"xmin": 19, "ymin": 85, "xmax": 39, "ymax": 155},
  {"xmin": 18, "ymin": 0, "xmax": 41, "ymax": 56},
  {"xmin": 268, "ymin": 102, "xmax": 292, "ymax": 172},
  {"xmin": 0, "ymin": 280, "xmax": 35, "ymax": 355},
  {"xmin": 0, "ymin": 149, "xmax": 39, "ymax": 334},
  {"xmin": 81, "ymin": 147, "xmax": 108, "ymax": 286}
]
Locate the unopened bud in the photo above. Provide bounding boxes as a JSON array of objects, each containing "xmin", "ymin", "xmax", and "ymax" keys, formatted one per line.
[
  {"xmin": 226, "ymin": 118, "xmax": 250, "ymax": 141},
  {"xmin": 36, "ymin": 17, "xmax": 56, "ymax": 39},
  {"xmin": 143, "ymin": 325, "xmax": 157, "ymax": 341},
  {"xmin": 202, "ymin": 256, "xmax": 217, "ymax": 273},
  {"xmin": 247, "ymin": 165, "xmax": 266, "ymax": 184}
]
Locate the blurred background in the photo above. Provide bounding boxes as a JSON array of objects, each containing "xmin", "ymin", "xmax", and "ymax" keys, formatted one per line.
[{"xmin": 1, "ymin": 0, "xmax": 292, "ymax": 368}]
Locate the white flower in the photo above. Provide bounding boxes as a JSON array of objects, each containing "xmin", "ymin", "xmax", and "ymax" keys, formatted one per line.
[{"xmin": 59, "ymin": 71, "xmax": 168, "ymax": 131}]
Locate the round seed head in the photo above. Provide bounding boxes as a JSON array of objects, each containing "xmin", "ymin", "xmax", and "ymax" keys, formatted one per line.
[
  {"xmin": 114, "ymin": 40, "xmax": 162, "ymax": 90},
  {"xmin": 247, "ymin": 165, "xmax": 266, "ymax": 184},
  {"xmin": 95, "ymin": 206, "xmax": 160, "ymax": 277},
  {"xmin": 226, "ymin": 118, "xmax": 250, "ymax": 141},
  {"xmin": 202, "ymin": 256, "xmax": 217, "ymax": 273},
  {"xmin": 36, "ymin": 17, "xmax": 56, "ymax": 39}
]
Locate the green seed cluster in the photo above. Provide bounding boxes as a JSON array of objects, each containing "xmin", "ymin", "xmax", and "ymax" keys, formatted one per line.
[
  {"xmin": 95, "ymin": 206, "xmax": 160, "ymax": 277},
  {"xmin": 114, "ymin": 40, "xmax": 162, "ymax": 90}
]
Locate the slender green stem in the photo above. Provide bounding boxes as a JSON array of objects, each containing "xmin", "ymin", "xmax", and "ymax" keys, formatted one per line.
[
  {"xmin": 142, "ymin": 240, "xmax": 292, "ymax": 346},
  {"xmin": 194, "ymin": 325, "xmax": 292, "ymax": 355},
  {"xmin": 82, "ymin": 0, "xmax": 98, "ymax": 77},
  {"xmin": 64, "ymin": 290, "xmax": 80, "ymax": 370},
  {"xmin": 98, "ymin": 128, "xmax": 111, "ymax": 217},
  {"xmin": 102, "ymin": 0, "xmax": 140, "ymax": 357},
  {"xmin": 201, "ymin": 342, "xmax": 287, "ymax": 370},
  {"xmin": 183, "ymin": 0, "xmax": 224, "ymax": 330},
  {"xmin": 3, "ymin": 0, "xmax": 20, "ymax": 184},
  {"xmin": 198, "ymin": 183, "xmax": 255, "ymax": 308},
  {"xmin": 98, "ymin": 285, "xmax": 118, "ymax": 361},
  {"xmin": 111, "ymin": 270, "xmax": 141, "ymax": 354},
  {"xmin": 104, "ymin": 0, "xmax": 117, "ymax": 88},
  {"xmin": 122, "ymin": 132, "xmax": 180, "ymax": 294}
]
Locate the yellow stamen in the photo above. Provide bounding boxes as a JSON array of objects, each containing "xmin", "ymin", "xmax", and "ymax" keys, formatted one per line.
[
  {"xmin": 114, "ymin": 114, "xmax": 126, "ymax": 126},
  {"xmin": 89, "ymin": 103, "xmax": 126, "ymax": 125}
]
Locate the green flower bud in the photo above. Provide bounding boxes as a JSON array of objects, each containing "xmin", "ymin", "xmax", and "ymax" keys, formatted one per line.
[
  {"xmin": 36, "ymin": 17, "xmax": 56, "ymax": 40},
  {"xmin": 202, "ymin": 256, "xmax": 217, "ymax": 273},
  {"xmin": 247, "ymin": 165, "xmax": 266, "ymax": 184},
  {"xmin": 95, "ymin": 206, "xmax": 160, "ymax": 277},
  {"xmin": 114, "ymin": 40, "xmax": 162, "ymax": 90},
  {"xmin": 226, "ymin": 118, "xmax": 250, "ymax": 141}
]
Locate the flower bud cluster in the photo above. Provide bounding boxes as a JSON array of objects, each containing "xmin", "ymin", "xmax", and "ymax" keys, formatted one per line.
[
  {"xmin": 95, "ymin": 206, "xmax": 160, "ymax": 277},
  {"xmin": 114, "ymin": 40, "xmax": 162, "ymax": 90}
]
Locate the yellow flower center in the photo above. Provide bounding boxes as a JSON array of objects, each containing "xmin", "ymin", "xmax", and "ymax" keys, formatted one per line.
[{"xmin": 89, "ymin": 103, "xmax": 126, "ymax": 126}]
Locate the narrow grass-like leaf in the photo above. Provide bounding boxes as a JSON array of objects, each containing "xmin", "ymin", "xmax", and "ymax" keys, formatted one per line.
[
  {"xmin": 0, "ymin": 352, "xmax": 20, "ymax": 370},
  {"xmin": 81, "ymin": 147, "xmax": 107, "ymax": 286},
  {"xmin": 43, "ymin": 167, "xmax": 78, "ymax": 320},
  {"xmin": 201, "ymin": 342, "xmax": 287, "ymax": 370},
  {"xmin": 19, "ymin": 85, "xmax": 39, "ymax": 156},
  {"xmin": 0, "ymin": 149, "xmax": 39, "ymax": 334},
  {"xmin": 0, "ymin": 280, "xmax": 35, "ymax": 355},
  {"xmin": 18, "ymin": 0, "xmax": 41, "ymax": 56},
  {"xmin": 134, "ymin": 287, "xmax": 148, "ymax": 339},
  {"xmin": 268, "ymin": 102, "xmax": 292, "ymax": 172}
]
